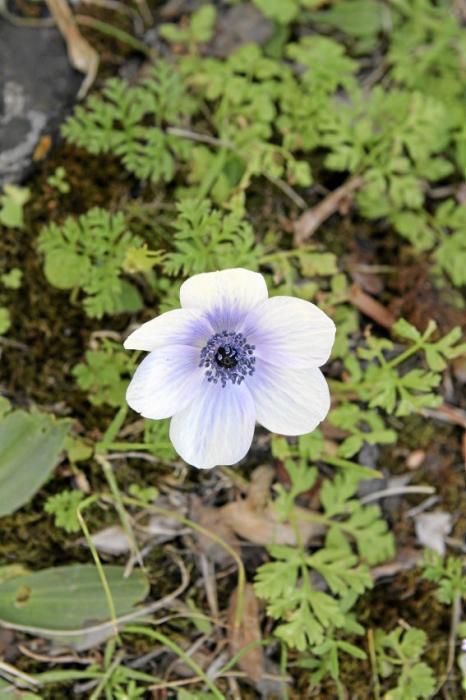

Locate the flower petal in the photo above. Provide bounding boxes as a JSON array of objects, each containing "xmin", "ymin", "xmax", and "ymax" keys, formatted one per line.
[
  {"xmin": 126, "ymin": 345, "xmax": 203, "ymax": 419},
  {"xmin": 247, "ymin": 360, "xmax": 330, "ymax": 435},
  {"xmin": 240, "ymin": 296, "xmax": 335, "ymax": 368},
  {"xmin": 124, "ymin": 308, "xmax": 213, "ymax": 352},
  {"xmin": 170, "ymin": 380, "xmax": 256, "ymax": 468},
  {"xmin": 179, "ymin": 268, "xmax": 268, "ymax": 331}
]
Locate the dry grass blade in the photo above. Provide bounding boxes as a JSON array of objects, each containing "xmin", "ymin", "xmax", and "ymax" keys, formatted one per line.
[
  {"xmin": 227, "ymin": 584, "xmax": 265, "ymax": 684},
  {"xmin": 45, "ymin": 0, "xmax": 99, "ymax": 99}
]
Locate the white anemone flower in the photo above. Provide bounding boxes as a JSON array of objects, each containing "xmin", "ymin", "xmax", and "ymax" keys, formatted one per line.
[{"xmin": 124, "ymin": 268, "xmax": 335, "ymax": 469}]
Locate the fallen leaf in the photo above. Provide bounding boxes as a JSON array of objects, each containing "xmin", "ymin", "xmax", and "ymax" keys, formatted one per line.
[
  {"xmin": 90, "ymin": 525, "xmax": 132, "ymax": 556},
  {"xmin": 227, "ymin": 584, "xmax": 264, "ymax": 683},
  {"xmin": 221, "ymin": 498, "xmax": 323, "ymax": 547},
  {"xmin": 190, "ymin": 495, "xmax": 241, "ymax": 566},
  {"xmin": 414, "ymin": 511, "xmax": 452, "ymax": 556}
]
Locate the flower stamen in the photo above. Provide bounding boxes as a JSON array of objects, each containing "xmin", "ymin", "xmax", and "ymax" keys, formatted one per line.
[{"xmin": 200, "ymin": 331, "xmax": 255, "ymax": 387}]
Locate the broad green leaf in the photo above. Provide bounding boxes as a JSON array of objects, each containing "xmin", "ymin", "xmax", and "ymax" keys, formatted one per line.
[
  {"xmin": 0, "ymin": 565, "xmax": 149, "ymax": 636},
  {"xmin": 0, "ymin": 410, "xmax": 70, "ymax": 516}
]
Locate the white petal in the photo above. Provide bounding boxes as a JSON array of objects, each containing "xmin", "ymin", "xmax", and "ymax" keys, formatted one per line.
[
  {"xmin": 179, "ymin": 268, "xmax": 268, "ymax": 331},
  {"xmin": 170, "ymin": 380, "xmax": 256, "ymax": 469},
  {"xmin": 240, "ymin": 296, "xmax": 335, "ymax": 368},
  {"xmin": 126, "ymin": 345, "xmax": 203, "ymax": 419},
  {"xmin": 124, "ymin": 308, "xmax": 213, "ymax": 351},
  {"xmin": 247, "ymin": 360, "xmax": 330, "ymax": 435}
]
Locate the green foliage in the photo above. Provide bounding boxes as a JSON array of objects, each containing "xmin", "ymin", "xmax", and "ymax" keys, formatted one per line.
[
  {"xmin": 336, "ymin": 320, "xmax": 465, "ymax": 418},
  {"xmin": 7, "ymin": 2, "xmax": 466, "ymax": 696},
  {"xmin": 38, "ymin": 208, "xmax": 145, "ymax": 318},
  {"xmin": 375, "ymin": 626, "xmax": 436, "ymax": 699},
  {"xmin": 62, "ymin": 61, "xmax": 197, "ymax": 183},
  {"xmin": 328, "ymin": 404, "xmax": 397, "ymax": 458},
  {"xmin": 0, "ymin": 406, "xmax": 70, "ymax": 517},
  {"xmin": 422, "ymin": 550, "xmax": 466, "ymax": 605},
  {"xmin": 64, "ymin": 435, "xmax": 93, "ymax": 463},
  {"xmin": 72, "ymin": 339, "xmax": 135, "ymax": 407},
  {"xmin": 128, "ymin": 483, "xmax": 159, "ymax": 504},
  {"xmin": 160, "ymin": 5, "xmax": 216, "ymax": 49},
  {"xmin": 1, "ymin": 267, "xmax": 22, "ymax": 289},
  {"xmin": 252, "ymin": 0, "xmax": 323, "ymax": 24},
  {"xmin": 47, "ymin": 166, "xmax": 70, "ymax": 194},
  {"xmin": 255, "ymin": 464, "xmax": 392, "ymax": 652},
  {"xmin": 0, "ymin": 306, "xmax": 11, "ymax": 334},
  {"xmin": 44, "ymin": 490, "xmax": 85, "ymax": 533},
  {"xmin": 143, "ymin": 419, "xmax": 177, "ymax": 461},
  {"xmin": 0, "ymin": 184, "xmax": 30, "ymax": 228},
  {"xmin": 309, "ymin": 0, "xmax": 386, "ymax": 51},
  {"xmin": 164, "ymin": 198, "xmax": 261, "ymax": 276},
  {"xmin": 320, "ymin": 472, "xmax": 395, "ymax": 564},
  {"xmin": 0, "ymin": 565, "xmax": 149, "ymax": 646}
]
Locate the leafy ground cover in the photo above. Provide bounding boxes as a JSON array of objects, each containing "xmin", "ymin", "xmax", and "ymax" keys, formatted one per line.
[{"xmin": 0, "ymin": 1, "xmax": 465, "ymax": 698}]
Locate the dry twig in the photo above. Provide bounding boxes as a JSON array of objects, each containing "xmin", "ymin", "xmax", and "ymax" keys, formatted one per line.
[{"xmin": 293, "ymin": 175, "xmax": 363, "ymax": 245}]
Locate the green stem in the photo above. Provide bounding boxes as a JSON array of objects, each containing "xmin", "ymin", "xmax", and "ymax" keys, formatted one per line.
[
  {"xmin": 96, "ymin": 455, "xmax": 143, "ymax": 568},
  {"xmin": 76, "ymin": 15, "xmax": 152, "ymax": 55},
  {"xmin": 386, "ymin": 342, "xmax": 422, "ymax": 369},
  {"xmin": 123, "ymin": 625, "xmax": 225, "ymax": 700},
  {"xmin": 196, "ymin": 148, "xmax": 228, "ymax": 201},
  {"xmin": 77, "ymin": 497, "xmax": 120, "ymax": 640},
  {"xmin": 89, "ymin": 654, "xmax": 122, "ymax": 700},
  {"xmin": 323, "ymin": 455, "xmax": 382, "ymax": 479},
  {"xmin": 97, "ymin": 405, "xmax": 128, "ymax": 454},
  {"xmin": 106, "ymin": 442, "xmax": 153, "ymax": 451},
  {"xmin": 122, "ymin": 496, "xmax": 246, "ymax": 629}
]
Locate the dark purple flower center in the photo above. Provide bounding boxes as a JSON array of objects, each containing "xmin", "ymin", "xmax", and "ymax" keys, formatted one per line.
[{"xmin": 200, "ymin": 331, "xmax": 255, "ymax": 387}]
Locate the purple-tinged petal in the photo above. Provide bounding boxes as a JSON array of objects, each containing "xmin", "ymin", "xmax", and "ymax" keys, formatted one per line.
[
  {"xmin": 179, "ymin": 268, "xmax": 268, "ymax": 331},
  {"xmin": 239, "ymin": 296, "xmax": 335, "ymax": 369},
  {"xmin": 170, "ymin": 379, "xmax": 256, "ymax": 469},
  {"xmin": 247, "ymin": 359, "xmax": 330, "ymax": 435},
  {"xmin": 124, "ymin": 308, "xmax": 213, "ymax": 352},
  {"xmin": 126, "ymin": 345, "xmax": 203, "ymax": 419}
]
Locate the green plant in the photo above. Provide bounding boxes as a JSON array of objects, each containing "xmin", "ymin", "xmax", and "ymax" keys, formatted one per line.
[
  {"xmin": 374, "ymin": 626, "xmax": 436, "ymax": 699},
  {"xmin": 255, "ymin": 467, "xmax": 393, "ymax": 653},
  {"xmin": 47, "ymin": 166, "xmax": 71, "ymax": 194},
  {"xmin": 0, "ymin": 184, "xmax": 30, "ymax": 228},
  {"xmin": 164, "ymin": 198, "xmax": 261, "ymax": 276},
  {"xmin": 45, "ymin": 490, "xmax": 85, "ymax": 533},
  {"xmin": 62, "ymin": 61, "xmax": 198, "ymax": 184},
  {"xmin": 160, "ymin": 5, "xmax": 217, "ymax": 51},
  {"xmin": 422, "ymin": 550, "xmax": 466, "ymax": 604},
  {"xmin": 72, "ymin": 339, "xmax": 135, "ymax": 407},
  {"xmin": 38, "ymin": 208, "xmax": 146, "ymax": 318}
]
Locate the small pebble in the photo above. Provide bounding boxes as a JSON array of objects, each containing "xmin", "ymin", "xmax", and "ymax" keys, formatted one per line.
[{"xmin": 406, "ymin": 449, "xmax": 426, "ymax": 470}]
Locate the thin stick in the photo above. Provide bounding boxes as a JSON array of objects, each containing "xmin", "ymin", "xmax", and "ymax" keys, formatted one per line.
[
  {"xmin": 348, "ymin": 283, "xmax": 396, "ymax": 329},
  {"xmin": 0, "ymin": 660, "xmax": 40, "ymax": 688},
  {"xmin": 293, "ymin": 175, "xmax": 363, "ymax": 245},
  {"xmin": 360, "ymin": 485, "xmax": 435, "ymax": 505}
]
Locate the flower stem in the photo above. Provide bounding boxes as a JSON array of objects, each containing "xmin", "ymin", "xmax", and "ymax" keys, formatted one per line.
[{"xmin": 77, "ymin": 496, "xmax": 120, "ymax": 640}]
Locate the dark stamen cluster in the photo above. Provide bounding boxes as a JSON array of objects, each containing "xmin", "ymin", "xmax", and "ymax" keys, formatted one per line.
[{"xmin": 199, "ymin": 331, "xmax": 255, "ymax": 387}]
